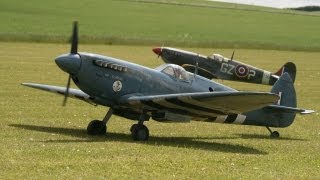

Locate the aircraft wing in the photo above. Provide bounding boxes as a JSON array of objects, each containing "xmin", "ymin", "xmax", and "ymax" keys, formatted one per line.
[
  {"xmin": 266, "ymin": 105, "xmax": 315, "ymax": 115},
  {"xmin": 120, "ymin": 92, "xmax": 279, "ymax": 117},
  {"xmin": 22, "ymin": 83, "xmax": 93, "ymax": 104}
]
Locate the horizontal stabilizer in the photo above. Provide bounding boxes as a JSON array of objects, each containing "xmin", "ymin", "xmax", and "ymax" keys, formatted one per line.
[
  {"xmin": 22, "ymin": 83, "xmax": 93, "ymax": 104},
  {"xmin": 266, "ymin": 105, "xmax": 315, "ymax": 115}
]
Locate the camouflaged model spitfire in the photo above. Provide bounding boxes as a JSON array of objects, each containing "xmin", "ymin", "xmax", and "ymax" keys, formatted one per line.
[
  {"xmin": 152, "ymin": 47, "xmax": 296, "ymax": 85},
  {"xmin": 22, "ymin": 22, "xmax": 313, "ymax": 141}
]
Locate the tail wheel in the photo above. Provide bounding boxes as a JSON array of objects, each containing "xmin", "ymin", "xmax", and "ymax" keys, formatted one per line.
[{"xmin": 270, "ymin": 131, "xmax": 280, "ymax": 138}]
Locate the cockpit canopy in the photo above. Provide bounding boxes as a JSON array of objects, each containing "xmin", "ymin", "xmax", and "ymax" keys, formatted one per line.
[
  {"xmin": 208, "ymin": 53, "xmax": 229, "ymax": 63},
  {"xmin": 155, "ymin": 64, "xmax": 191, "ymax": 81}
]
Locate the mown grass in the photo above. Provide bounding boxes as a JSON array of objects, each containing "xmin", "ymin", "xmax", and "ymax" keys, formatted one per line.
[
  {"xmin": 0, "ymin": 0, "xmax": 320, "ymax": 51},
  {"xmin": 0, "ymin": 42, "xmax": 319, "ymax": 178}
]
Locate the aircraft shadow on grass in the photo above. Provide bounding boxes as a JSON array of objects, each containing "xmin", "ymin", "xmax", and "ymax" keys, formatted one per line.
[
  {"xmin": 234, "ymin": 133, "xmax": 306, "ymax": 141},
  {"xmin": 7, "ymin": 123, "xmax": 291, "ymax": 155}
]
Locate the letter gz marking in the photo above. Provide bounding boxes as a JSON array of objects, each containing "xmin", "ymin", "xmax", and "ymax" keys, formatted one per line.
[{"xmin": 220, "ymin": 63, "xmax": 234, "ymax": 75}]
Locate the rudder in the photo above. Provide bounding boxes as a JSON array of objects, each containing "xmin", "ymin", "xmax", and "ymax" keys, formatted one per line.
[
  {"xmin": 271, "ymin": 72, "xmax": 296, "ymax": 108},
  {"xmin": 269, "ymin": 72, "xmax": 297, "ymax": 127},
  {"xmin": 274, "ymin": 62, "xmax": 296, "ymax": 83}
]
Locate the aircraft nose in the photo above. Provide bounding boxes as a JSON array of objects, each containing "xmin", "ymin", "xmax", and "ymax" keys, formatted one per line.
[
  {"xmin": 152, "ymin": 47, "xmax": 162, "ymax": 56},
  {"xmin": 55, "ymin": 54, "xmax": 81, "ymax": 74}
]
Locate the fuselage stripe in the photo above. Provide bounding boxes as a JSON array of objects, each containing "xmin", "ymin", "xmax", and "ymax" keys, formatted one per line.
[
  {"xmin": 233, "ymin": 114, "xmax": 246, "ymax": 124},
  {"xmin": 156, "ymin": 100, "xmax": 218, "ymax": 117},
  {"xmin": 141, "ymin": 100, "xmax": 214, "ymax": 119},
  {"xmin": 215, "ymin": 115, "xmax": 228, "ymax": 123},
  {"xmin": 262, "ymin": 70, "xmax": 271, "ymax": 85},
  {"xmin": 224, "ymin": 114, "xmax": 238, "ymax": 123},
  {"xmin": 166, "ymin": 98, "xmax": 226, "ymax": 115}
]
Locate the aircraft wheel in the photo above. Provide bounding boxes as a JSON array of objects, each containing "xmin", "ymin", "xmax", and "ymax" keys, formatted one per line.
[
  {"xmin": 87, "ymin": 120, "xmax": 107, "ymax": 135},
  {"xmin": 130, "ymin": 124, "xmax": 138, "ymax": 133},
  {"xmin": 270, "ymin": 131, "xmax": 280, "ymax": 138},
  {"xmin": 131, "ymin": 124, "xmax": 149, "ymax": 141}
]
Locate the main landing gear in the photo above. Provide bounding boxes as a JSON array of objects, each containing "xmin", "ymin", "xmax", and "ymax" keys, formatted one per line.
[
  {"xmin": 86, "ymin": 108, "xmax": 150, "ymax": 141},
  {"xmin": 130, "ymin": 113, "xmax": 150, "ymax": 141},
  {"xmin": 130, "ymin": 122, "xmax": 149, "ymax": 141},
  {"xmin": 266, "ymin": 127, "xmax": 280, "ymax": 138},
  {"xmin": 87, "ymin": 108, "xmax": 113, "ymax": 135}
]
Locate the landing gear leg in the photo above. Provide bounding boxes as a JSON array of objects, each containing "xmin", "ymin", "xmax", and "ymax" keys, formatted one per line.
[
  {"xmin": 266, "ymin": 126, "xmax": 280, "ymax": 138},
  {"xmin": 130, "ymin": 114, "xmax": 150, "ymax": 141},
  {"xmin": 87, "ymin": 108, "xmax": 113, "ymax": 135}
]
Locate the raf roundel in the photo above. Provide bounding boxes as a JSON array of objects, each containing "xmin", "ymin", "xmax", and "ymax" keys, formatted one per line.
[
  {"xmin": 112, "ymin": 80, "xmax": 122, "ymax": 92},
  {"xmin": 235, "ymin": 65, "xmax": 249, "ymax": 78}
]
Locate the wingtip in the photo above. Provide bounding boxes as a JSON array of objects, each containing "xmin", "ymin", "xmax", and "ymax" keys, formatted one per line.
[
  {"xmin": 21, "ymin": 82, "xmax": 30, "ymax": 86},
  {"xmin": 21, "ymin": 82, "xmax": 35, "ymax": 87},
  {"xmin": 301, "ymin": 109, "xmax": 315, "ymax": 115}
]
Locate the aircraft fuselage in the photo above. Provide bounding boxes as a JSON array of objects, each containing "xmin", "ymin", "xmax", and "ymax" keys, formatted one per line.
[
  {"xmin": 73, "ymin": 52, "xmax": 235, "ymax": 107},
  {"xmin": 154, "ymin": 47, "xmax": 279, "ymax": 85}
]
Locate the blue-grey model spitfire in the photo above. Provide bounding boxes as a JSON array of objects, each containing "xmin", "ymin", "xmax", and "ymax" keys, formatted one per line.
[{"xmin": 22, "ymin": 22, "xmax": 314, "ymax": 141}]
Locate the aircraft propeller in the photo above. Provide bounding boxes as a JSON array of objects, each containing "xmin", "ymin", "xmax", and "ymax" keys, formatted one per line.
[{"xmin": 62, "ymin": 21, "xmax": 78, "ymax": 106}]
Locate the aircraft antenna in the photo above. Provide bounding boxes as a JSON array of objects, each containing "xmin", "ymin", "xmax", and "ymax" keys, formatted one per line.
[
  {"xmin": 193, "ymin": 54, "xmax": 199, "ymax": 80},
  {"xmin": 230, "ymin": 50, "xmax": 235, "ymax": 61}
]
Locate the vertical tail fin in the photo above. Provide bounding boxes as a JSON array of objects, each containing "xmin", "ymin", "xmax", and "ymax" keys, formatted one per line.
[
  {"xmin": 274, "ymin": 62, "xmax": 296, "ymax": 83},
  {"xmin": 269, "ymin": 72, "xmax": 297, "ymax": 127},
  {"xmin": 271, "ymin": 72, "xmax": 296, "ymax": 108}
]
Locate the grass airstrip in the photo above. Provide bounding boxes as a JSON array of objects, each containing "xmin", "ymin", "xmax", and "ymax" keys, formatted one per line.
[
  {"xmin": 0, "ymin": 42, "xmax": 319, "ymax": 178},
  {"xmin": 0, "ymin": 0, "xmax": 320, "ymax": 178},
  {"xmin": 0, "ymin": 0, "xmax": 320, "ymax": 50}
]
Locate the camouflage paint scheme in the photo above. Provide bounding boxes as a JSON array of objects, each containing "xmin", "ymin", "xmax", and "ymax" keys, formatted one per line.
[
  {"xmin": 153, "ymin": 47, "xmax": 296, "ymax": 85},
  {"xmin": 22, "ymin": 22, "xmax": 313, "ymax": 141}
]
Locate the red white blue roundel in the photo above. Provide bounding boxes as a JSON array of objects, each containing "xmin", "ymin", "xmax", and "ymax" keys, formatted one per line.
[{"xmin": 235, "ymin": 65, "xmax": 249, "ymax": 78}]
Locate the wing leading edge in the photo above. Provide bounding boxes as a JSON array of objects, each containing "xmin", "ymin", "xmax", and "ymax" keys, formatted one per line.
[
  {"xmin": 22, "ymin": 83, "xmax": 93, "ymax": 104},
  {"xmin": 120, "ymin": 92, "xmax": 279, "ymax": 117}
]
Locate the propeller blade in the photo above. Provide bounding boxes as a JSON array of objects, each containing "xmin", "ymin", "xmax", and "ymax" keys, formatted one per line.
[
  {"xmin": 62, "ymin": 75, "xmax": 71, "ymax": 106},
  {"xmin": 70, "ymin": 21, "xmax": 78, "ymax": 54}
]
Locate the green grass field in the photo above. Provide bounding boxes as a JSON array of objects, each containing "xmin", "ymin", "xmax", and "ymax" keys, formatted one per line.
[
  {"xmin": 0, "ymin": 42, "xmax": 319, "ymax": 178},
  {"xmin": 0, "ymin": 0, "xmax": 320, "ymax": 50},
  {"xmin": 1, "ymin": 0, "xmax": 320, "ymax": 178}
]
